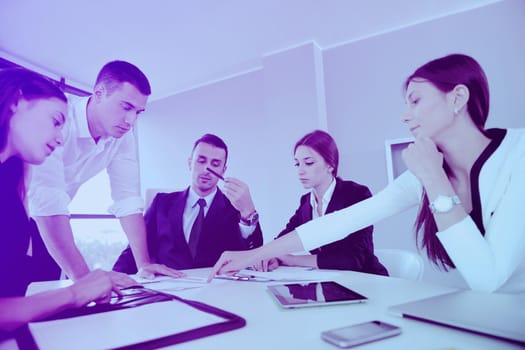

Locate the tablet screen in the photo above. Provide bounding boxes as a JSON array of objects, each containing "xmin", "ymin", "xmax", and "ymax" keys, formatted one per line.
[{"xmin": 267, "ymin": 281, "xmax": 367, "ymax": 308}]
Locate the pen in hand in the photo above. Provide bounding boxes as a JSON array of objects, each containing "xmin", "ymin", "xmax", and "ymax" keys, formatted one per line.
[{"xmin": 206, "ymin": 167, "xmax": 224, "ymax": 181}]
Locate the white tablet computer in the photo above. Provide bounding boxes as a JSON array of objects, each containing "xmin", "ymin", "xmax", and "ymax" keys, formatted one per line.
[{"xmin": 267, "ymin": 281, "xmax": 367, "ymax": 308}]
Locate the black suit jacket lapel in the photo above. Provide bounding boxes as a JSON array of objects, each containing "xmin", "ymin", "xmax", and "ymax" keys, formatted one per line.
[
  {"xmin": 299, "ymin": 197, "xmax": 321, "ymax": 254},
  {"xmin": 325, "ymin": 178, "xmax": 344, "ymax": 214},
  {"xmin": 167, "ymin": 188, "xmax": 190, "ymax": 247},
  {"xmin": 308, "ymin": 179, "xmax": 342, "ymax": 254},
  {"xmin": 299, "ymin": 195, "xmax": 313, "ymax": 225}
]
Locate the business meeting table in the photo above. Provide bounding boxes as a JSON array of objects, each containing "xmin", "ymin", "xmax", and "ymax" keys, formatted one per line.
[{"xmin": 10, "ymin": 267, "xmax": 525, "ymax": 350}]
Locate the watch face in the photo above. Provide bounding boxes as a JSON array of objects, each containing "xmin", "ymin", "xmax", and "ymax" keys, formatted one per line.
[
  {"xmin": 432, "ymin": 195, "xmax": 453, "ymax": 213},
  {"xmin": 430, "ymin": 195, "xmax": 461, "ymax": 214}
]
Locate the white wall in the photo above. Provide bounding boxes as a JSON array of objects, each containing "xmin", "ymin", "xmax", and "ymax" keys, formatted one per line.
[
  {"xmin": 138, "ymin": 42, "xmax": 326, "ymax": 239},
  {"xmin": 138, "ymin": 0, "xmax": 525, "ymax": 288}
]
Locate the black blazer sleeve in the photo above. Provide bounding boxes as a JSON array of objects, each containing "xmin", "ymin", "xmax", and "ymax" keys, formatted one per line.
[
  {"xmin": 316, "ymin": 181, "xmax": 387, "ymax": 275},
  {"xmin": 276, "ymin": 179, "xmax": 387, "ymax": 275}
]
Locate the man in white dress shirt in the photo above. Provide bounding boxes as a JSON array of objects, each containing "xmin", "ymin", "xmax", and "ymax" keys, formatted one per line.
[{"xmin": 29, "ymin": 61, "xmax": 181, "ymax": 281}]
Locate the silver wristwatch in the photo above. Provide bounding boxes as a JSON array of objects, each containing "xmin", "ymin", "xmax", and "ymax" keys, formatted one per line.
[{"xmin": 429, "ymin": 195, "xmax": 461, "ymax": 214}]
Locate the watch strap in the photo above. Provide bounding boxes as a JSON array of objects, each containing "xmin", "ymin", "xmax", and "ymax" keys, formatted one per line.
[{"xmin": 240, "ymin": 210, "xmax": 258, "ymax": 225}]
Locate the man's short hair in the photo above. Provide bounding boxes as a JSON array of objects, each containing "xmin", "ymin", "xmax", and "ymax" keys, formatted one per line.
[
  {"xmin": 192, "ymin": 134, "xmax": 228, "ymax": 165},
  {"xmin": 95, "ymin": 60, "xmax": 151, "ymax": 96}
]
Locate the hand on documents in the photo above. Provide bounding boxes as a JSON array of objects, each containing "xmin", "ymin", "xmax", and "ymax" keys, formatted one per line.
[
  {"xmin": 208, "ymin": 249, "xmax": 260, "ymax": 281},
  {"xmin": 251, "ymin": 255, "xmax": 314, "ymax": 272},
  {"xmin": 251, "ymin": 258, "xmax": 280, "ymax": 272},
  {"xmin": 69, "ymin": 270, "xmax": 128, "ymax": 307},
  {"xmin": 137, "ymin": 263, "xmax": 186, "ymax": 280},
  {"xmin": 215, "ymin": 266, "xmax": 340, "ymax": 282}
]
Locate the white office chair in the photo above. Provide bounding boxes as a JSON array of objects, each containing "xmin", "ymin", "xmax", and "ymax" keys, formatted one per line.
[{"xmin": 375, "ymin": 248, "xmax": 424, "ymax": 281}]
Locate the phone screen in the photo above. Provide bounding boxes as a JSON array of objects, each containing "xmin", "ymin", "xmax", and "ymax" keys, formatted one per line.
[
  {"xmin": 331, "ymin": 321, "xmax": 392, "ymax": 339},
  {"xmin": 321, "ymin": 320, "xmax": 401, "ymax": 348}
]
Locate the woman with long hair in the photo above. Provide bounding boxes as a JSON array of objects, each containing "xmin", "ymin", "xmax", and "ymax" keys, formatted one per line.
[{"xmin": 0, "ymin": 68, "xmax": 133, "ymax": 341}]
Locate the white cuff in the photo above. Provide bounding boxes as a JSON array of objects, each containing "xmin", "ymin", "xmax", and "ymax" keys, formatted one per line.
[{"xmin": 108, "ymin": 196, "xmax": 144, "ymax": 217}]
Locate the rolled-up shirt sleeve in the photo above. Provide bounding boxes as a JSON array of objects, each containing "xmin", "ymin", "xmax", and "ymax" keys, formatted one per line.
[
  {"xmin": 296, "ymin": 171, "xmax": 421, "ymax": 252},
  {"xmin": 107, "ymin": 131, "xmax": 144, "ymax": 217},
  {"xmin": 28, "ymin": 146, "xmax": 71, "ymax": 216}
]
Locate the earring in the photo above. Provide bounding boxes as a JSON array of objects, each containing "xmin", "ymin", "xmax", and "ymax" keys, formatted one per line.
[{"xmin": 453, "ymin": 107, "xmax": 459, "ymax": 115}]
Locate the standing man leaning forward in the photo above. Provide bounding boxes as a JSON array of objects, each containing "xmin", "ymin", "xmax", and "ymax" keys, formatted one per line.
[{"xmin": 29, "ymin": 61, "xmax": 181, "ymax": 281}]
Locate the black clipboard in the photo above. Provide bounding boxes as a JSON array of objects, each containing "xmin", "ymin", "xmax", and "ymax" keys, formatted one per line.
[{"xmin": 27, "ymin": 286, "xmax": 246, "ymax": 349}]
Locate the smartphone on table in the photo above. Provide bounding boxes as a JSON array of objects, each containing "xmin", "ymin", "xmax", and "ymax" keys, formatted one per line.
[{"xmin": 321, "ymin": 320, "xmax": 401, "ymax": 348}]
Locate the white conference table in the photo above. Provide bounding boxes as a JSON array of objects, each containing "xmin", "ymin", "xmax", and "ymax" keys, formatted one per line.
[{"xmin": 24, "ymin": 268, "xmax": 524, "ymax": 350}]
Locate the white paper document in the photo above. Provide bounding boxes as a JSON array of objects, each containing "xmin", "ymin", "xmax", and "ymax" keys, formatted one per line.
[
  {"xmin": 29, "ymin": 300, "xmax": 224, "ymax": 350},
  {"xmin": 225, "ymin": 266, "xmax": 341, "ymax": 282},
  {"xmin": 133, "ymin": 274, "xmax": 208, "ymax": 292}
]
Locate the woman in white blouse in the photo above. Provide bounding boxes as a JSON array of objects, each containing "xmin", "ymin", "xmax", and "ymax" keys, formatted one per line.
[{"xmin": 209, "ymin": 53, "xmax": 525, "ymax": 293}]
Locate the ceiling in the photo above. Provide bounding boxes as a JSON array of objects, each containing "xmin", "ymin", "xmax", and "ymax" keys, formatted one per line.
[{"xmin": 0, "ymin": 0, "xmax": 499, "ymax": 101}]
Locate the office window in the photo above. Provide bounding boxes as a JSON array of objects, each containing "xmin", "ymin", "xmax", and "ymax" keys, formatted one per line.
[{"xmin": 69, "ymin": 171, "xmax": 128, "ymax": 270}]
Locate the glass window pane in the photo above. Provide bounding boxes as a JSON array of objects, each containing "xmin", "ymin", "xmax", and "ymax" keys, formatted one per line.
[
  {"xmin": 69, "ymin": 171, "xmax": 113, "ymax": 214},
  {"xmin": 70, "ymin": 218, "xmax": 128, "ymax": 271}
]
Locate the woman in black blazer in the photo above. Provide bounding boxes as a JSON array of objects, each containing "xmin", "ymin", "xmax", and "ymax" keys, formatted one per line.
[{"xmin": 261, "ymin": 130, "xmax": 387, "ymax": 275}]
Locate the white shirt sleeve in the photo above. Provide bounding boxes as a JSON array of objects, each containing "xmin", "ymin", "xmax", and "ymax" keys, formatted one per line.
[
  {"xmin": 239, "ymin": 222, "xmax": 257, "ymax": 238},
  {"xmin": 28, "ymin": 133, "xmax": 71, "ymax": 216},
  {"xmin": 296, "ymin": 171, "xmax": 421, "ymax": 252},
  {"xmin": 437, "ymin": 149, "xmax": 525, "ymax": 292},
  {"xmin": 106, "ymin": 131, "xmax": 144, "ymax": 217}
]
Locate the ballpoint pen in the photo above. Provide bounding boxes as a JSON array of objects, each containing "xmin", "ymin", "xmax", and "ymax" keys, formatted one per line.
[{"xmin": 206, "ymin": 167, "xmax": 224, "ymax": 181}]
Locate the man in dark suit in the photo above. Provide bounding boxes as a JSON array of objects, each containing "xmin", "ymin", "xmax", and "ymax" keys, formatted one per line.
[{"xmin": 113, "ymin": 134, "xmax": 263, "ymax": 272}]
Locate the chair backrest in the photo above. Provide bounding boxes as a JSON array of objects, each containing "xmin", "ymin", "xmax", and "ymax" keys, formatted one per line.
[{"xmin": 375, "ymin": 248, "xmax": 424, "ymax": 281}]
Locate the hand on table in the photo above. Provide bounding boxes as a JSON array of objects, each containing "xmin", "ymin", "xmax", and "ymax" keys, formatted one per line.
[
  {"xmin": 137, "ymin": 263, "xmax": 186, "ymax": 280},
  {"xmin": 251, "ymin": 258, "xmax": 280, "ymax": 272},
  {"xmin": 68, "ymin": 269, "xmax": 128, "ymax": 307},
  {"xmin": 208, "ymin": 250, "xmax": 259, "ymax": 282}
]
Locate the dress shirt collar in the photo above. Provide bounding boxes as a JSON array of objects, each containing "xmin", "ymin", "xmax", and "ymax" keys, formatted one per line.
[
  {"xmin": 309, "ymin": 177, "xmax": 336, "ymax": 216},
  {"xmin": 188, "ymin": 187, "xmax": 217, "ymax": 209},
  {"xmin": 72, "ymin": 96, "xmax": 92, "ymax": 139},
  {"xmin": 73, "ymin": 96, "xmax": 111, "ymax": 143}
]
